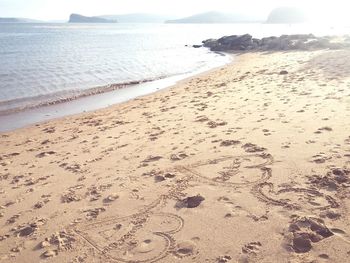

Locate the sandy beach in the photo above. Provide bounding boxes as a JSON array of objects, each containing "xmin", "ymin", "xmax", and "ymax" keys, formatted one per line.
[{"xmin": 1, "ymin": 50, "xmax": 350, "ymax": 262}]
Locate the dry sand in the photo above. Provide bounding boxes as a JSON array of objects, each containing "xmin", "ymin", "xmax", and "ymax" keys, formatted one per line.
[{"xmin": 1, "ymin": 50, "xmax": 350, "ymax": 263}]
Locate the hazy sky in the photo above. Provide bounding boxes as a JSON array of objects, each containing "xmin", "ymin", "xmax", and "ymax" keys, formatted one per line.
[{"xmin": 0, "ymin": 0, "xmax": 349, "ymax": 21}]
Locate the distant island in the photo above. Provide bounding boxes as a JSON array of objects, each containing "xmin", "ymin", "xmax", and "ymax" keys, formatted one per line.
[
  {"xmin": 266, "ymin": 7, "xmax": 308, "ymax": 24},
  {"xmin": 68, "ymin": 14, "xmax": 117, "ymax": 23},
  {"xmin": 165, "ymin": 11, "xmax": 262, "ymax": 24},
  {"xmin": 100, "ymin": 13, "xmax": 176, "ymax": 23},
  {"xmin": 0, "ymin": 17, "xmax": 42, "ymax": 23},
  {"xmin": 1, "ymin": 8, "xmax": 310, "ymax": 24}
]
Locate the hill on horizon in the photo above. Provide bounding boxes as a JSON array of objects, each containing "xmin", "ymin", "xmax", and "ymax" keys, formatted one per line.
[
  {"xmin": 165, "ymin": 11, "xmax": 262, "ymax": 24},
  {"xmin": 100, "ymin": 13, "xmax": 177, "ymax": 23},
  {"xmin": 68, "ymin": 14, "xmax": 117, "ymax": 23},
  {"xmin": 266, "ymin": 7, "xmax": 308, "ymax": 24}
]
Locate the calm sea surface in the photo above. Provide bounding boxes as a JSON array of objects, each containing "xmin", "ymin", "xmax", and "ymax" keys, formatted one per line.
[{"xmin": 0, "ymin": 23, "xmax": 348, "ymax": 115}]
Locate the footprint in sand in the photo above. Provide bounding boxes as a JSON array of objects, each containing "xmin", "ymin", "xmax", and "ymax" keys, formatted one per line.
[
  {"xmin": 308, "ymin": 168, "xmax": 350, "ymax": 193},
  {"xmin": 283, "ymin": 216, "xmax": 333, "ymax": 253},
  {"xmin": 242, "ymin": 241, "xmax": 262, "ymax": 255},
  {"xmin": 170, "ymin": 152, "xmax": 188, "ymax": 161},
  {"xmin": 142, "ymin": 169, "xmax": 177, "ymax": 183},
  {"xmin": 207, "ymin": 120, "xmax": 227, "ymax": 128},
  {"xmin": 242, "ymin": 143, "xmax": 266, "ymax": 153},
  {"xmin": 220, "ymin": 140, "xmax": 241, "ymax": 147},
  {"xmin": 173, "ymin": 240, "xmax": 197, "ymax": 258},
  {"xmin": 216, "ymin": 255, "xmax": 232, "ymax": 263},
  {"xmin": 310, "ymin": 153, "xmax": 332, "ymax": 164},
  {"xmin": 37, "ymin": 230, "xmax": 76, "ymax": 257},
  {"xmin": 329, "ymin": 228, "xmax": 350, "ymax": 244}
]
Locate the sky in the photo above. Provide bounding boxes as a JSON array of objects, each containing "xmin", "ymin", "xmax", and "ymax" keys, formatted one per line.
[{"xmin": 0, "ymin": 0, "xmax": 350, "ymax": 22}]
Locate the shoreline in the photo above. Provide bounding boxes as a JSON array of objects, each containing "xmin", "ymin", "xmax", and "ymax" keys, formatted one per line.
[
  {"xmin": 0, "ymin": 78, "xmax": 160, "ymax": 115},
  {"xmin": 1, "ymin": 49, "xmax": 350, "ymax": 262},
  {"xmin": 0, "ymin": 52, "xmax": 231, "ymax": 133}
]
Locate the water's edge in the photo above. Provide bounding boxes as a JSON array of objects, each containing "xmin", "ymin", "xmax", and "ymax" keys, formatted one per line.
[
  {"xmin": 0, "ymin": 77, "xmax": 162, "ymax": 116},
  {"xmin": 0, "ymin": 52, "xmax": 232, "ymax": 133}
]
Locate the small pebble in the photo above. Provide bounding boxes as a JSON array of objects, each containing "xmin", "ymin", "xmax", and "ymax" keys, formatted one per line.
[
  {"xmin": 43, "ymin": 250, "xmax": 56, "ymax": 257},
  {"xmin": 41, "ymin": 241, "xmax": 50, "ymax": 248}
]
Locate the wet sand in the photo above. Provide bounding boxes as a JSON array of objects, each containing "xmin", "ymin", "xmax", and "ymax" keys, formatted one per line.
[
  {"xmin": 0, "ymin": 53, "xmax": 231, "ymax": 133},
  {"xmin": 1, "ymin": 50, "xmax": 350, "ymax": 262}
]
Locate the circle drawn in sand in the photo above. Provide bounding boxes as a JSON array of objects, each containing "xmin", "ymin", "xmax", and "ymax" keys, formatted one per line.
[
  {"xmin": 75, "ymin": 212, "xmax": 184, "ymax": 263},
  {"xmin": 107, "ymin": 231, "xmax": 172, "ymax": 262},
  {"xmin": 179, "ymin": 154, "xmax": 273, "ymax": 187},
  {"xmin": 252, "ymin": 182, "xmax": 339, "ymax": 210}
]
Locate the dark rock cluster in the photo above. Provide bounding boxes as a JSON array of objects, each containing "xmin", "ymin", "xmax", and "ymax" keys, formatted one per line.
[
  {"xmin": 287, "ymin": 217, "xmax": 334, "ymax": 253},
  {"xmin": 176, "ymin": 195, "xmax": 205, "ymax": 209},
  {"xmin": 201, "ymin": 34, "xmax": 350, "ymax": 52}
]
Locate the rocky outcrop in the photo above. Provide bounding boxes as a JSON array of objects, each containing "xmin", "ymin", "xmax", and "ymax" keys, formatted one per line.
[
  {"xmin": 203, "ymin": 34, "xmax": 256, "ymax": 51},
  {"xmin": 201, "ymin": 34, "xmax": 350, "ymax": 52},
  {"xmin": 68, "ymin": 14, "xmax": 116, "ymax": 23}
]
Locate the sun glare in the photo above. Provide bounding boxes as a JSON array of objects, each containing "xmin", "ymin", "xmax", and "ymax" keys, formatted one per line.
[{"xmin": 307, "ymin": 1, "xmax": 350, "ymax": 25}]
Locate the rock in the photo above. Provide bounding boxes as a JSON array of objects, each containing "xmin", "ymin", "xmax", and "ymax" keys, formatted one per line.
[
  {"xmin": 154, "ymin": 175, "xmax": 165, "ymax": 182},
  {"xmin": 321, "ymin": 210, "xmax": 341, "ymax": 220},
  {"xmin": 192, "ymin": 45, "xmax": 202, "ymax": 48},
  {"xmin": 202, "ymin": 39, "xmax": 220, "ymax": 49},
  {"xmin": 40, "ymin": 241, "xmax": 51, "ymax": 248},
  {"xmin": 164, "ymin": 173, "xmax": 176, "ymax": 178},
  {"xmin": 217, "ymin": 34, "xmax": 253, "ymax": 51},
  {"xmin": 309, "ymin": 221, "xmax": 333, "ymax": 238},
  {"xmin": 104, "ymin": 193, "xmax": 119, "ymax": 202},
  {"xmin": 292, "ymin": 234, "xmax": 312, "ymax": 253},
  {"xmin": 11, "ymin": 247, "xmax": 22, "ymax": 253},
  {"xmin": 174, "ymin": 241, "xmax": 197, "ymax": 257},
  {"xmin": 18, "ymin": 224, "xmax": 37, "ymax": 237},
  {"xmin": 0, "ymin": 234, "xmax": 10, "ymax": 241},
  {"xmin": 143, "ymin": 156, "xmax": 162, "ymax": 162},
  {"xmin": 170, "ymin": 153, "xmax": 188, "ymax": 161},
  {"xmin": 34, "ymin": 201, "xmax": 44, "ymax": 209},
  {"xmin": 217, "ymin": 255, "xmax": 232, "ymax": 263},
  {"xmin": 281, "ymin": 34, "xmax": 315, "ymax": 40},
  {"xmin": 201, "ymin": 34, "xmax": 350, "ymax": 52},
  {"xmin": 332, "ymin": 168, "xmax": 347, "ymax": 176},
  {"xmin": 220, "ymin": 140, "xmax": 241, "ymax": 146},
  {"xmin": 203, "ymin": 34, "xmax": 253, "ymax": 51},
  {"xmin": 279, "ymin": 70, "xmax": 288, "ymax": 75},
  {"xmin": 43, "ymin": 250, "xmax": 56, "ymax": 257},
  {"xmin": 288, "ymin": 217, "xmax": 334, "ymax": 253},
  {"xmin": 177, "ymin": 195, "xmax": 205, "ymax": 208}
]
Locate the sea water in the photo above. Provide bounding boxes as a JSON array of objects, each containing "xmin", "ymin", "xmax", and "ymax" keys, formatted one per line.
[{"xmin": 0, "ymin": 22, "xmax": 348, "ymax": 129}]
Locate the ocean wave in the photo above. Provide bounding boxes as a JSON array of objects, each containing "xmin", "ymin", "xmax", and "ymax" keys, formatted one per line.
[{"xmin": 0, "ymin": 77, "xmax": 163, "ymax": 116}]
